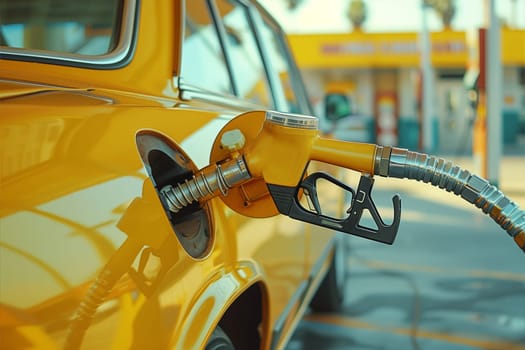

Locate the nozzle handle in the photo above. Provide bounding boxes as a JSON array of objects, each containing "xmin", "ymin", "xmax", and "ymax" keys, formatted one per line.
[{"xmin": 267, "ymin": 173, "xmax": 401, "ymax": 244}]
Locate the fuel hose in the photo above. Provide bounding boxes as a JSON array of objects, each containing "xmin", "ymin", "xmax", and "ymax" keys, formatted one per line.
[{"xmin": 374, "ymin": 146, "xmax": 525, "ymax": 253}]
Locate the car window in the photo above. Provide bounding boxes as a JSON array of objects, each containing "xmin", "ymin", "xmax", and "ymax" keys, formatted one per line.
[
  {"xmin": 182, "ymin": 0, "xmax": 234, "ymax": 95},
  {"xmin": 256, "ymin": 15, "xmax": 300, "ymax": 113},
  {"xmin": 0, "ymin": 0, "xmax": 122, "ymax": 56},
  {"xmin": 215, "ymin": 0, "xmax": 271, "ymax": 106}
]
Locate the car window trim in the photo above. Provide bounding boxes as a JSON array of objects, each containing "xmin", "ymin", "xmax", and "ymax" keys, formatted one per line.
[
  {"xmin": 253, "ymin": 2, "xmax": 313, "ymax": 115},
  {"xmin": 210, "ymin": 0, "xmax": 275, "ymax": 108},
  {"xmin": 177, "ymin": 77, "xmax": 265, "ymax": 111},
  {"xmin": 0, "ymin": 0, "xmax": 138, "ymax": 70},
  {"xmin": 244, "ymin": 4, "xmax": 287, "ymax": 111},
  {"xmin": 207, "ymin": 0, "xmax": 238, "ymax": 96}
]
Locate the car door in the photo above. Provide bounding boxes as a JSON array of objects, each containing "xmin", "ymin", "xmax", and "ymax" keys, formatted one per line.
[{"xmin": 180, "ymin": 0, "xmax": 312, "ymax": 336}]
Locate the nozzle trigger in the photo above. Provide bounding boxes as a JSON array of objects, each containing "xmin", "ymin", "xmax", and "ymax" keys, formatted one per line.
[{"xmin": 267, "ymin": 173, "xmax": 401, "ymax": 245}]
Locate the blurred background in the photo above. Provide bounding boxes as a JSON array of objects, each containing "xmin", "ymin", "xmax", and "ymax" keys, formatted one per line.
[
  {"xmin": 266, "ymin": 0, "xmax": 525, "ymax": 161},
  {"xmin": 265, "ymin": 1, "xmax": 525, "ymax": 349}
]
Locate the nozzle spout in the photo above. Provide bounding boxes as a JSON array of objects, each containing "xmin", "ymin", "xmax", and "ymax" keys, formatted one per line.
[{"xmin": 160, "ymin": 156, "xmax": 251, "ymax": 213}]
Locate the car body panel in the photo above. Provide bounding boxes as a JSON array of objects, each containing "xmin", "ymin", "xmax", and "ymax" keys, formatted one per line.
[
  {"xmin": 0, "ymin": 1, "xmax": 339, "ymax": 349},
  {"xmin": 1, "ymin": 94, "xmax": 313, "ymax": 349}
]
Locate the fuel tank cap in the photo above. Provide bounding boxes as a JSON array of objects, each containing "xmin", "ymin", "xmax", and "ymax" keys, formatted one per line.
[{"xmin": 265, "ymin": 110, "xmax": 319, "ymax": 130}]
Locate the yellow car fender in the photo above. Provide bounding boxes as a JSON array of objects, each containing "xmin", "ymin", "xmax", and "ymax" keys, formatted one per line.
[{"xmin": 174, "ymin": 261, "xmax": 267, "ymax": 350}]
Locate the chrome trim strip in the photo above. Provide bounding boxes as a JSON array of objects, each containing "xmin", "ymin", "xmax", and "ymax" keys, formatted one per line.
[
  {"xmin": 178, "ymin": 79, "xmax": 265, "ymax": 111},
  {"xmin": 271, "ymin": 281, "xmax": 308, "ymax": 350},
  {"xmin": 308, "ymin": 237, "xmax": 336, "ymax": 284},
  {"xmin": 0, "ymin": 0, "xmax": 138, "ymax": 69}
]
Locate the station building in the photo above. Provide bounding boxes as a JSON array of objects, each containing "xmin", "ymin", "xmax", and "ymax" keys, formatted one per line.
[{"xmin": 288, "ymin": 28, "xmax": 525, "ymax": 154}]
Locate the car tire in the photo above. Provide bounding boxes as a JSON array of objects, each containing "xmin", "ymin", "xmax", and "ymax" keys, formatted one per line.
[
  {"xmin": 205, "ymin": 326, "xmax": 235, "ymax": 350},
  {"xmin": 310, "ymin": 237, "xmax": 346, "ymax": 312}
]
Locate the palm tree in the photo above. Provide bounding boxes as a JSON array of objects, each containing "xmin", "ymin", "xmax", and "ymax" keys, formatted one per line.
[{"xmin": 348, "ymin": 0, "xmax": 367, "ymax": 31}]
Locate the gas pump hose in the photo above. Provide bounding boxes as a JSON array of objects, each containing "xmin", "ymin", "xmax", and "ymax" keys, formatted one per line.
[{"xmin": 374, "ymin": 146, "xmax": 525, "ymax": 253}]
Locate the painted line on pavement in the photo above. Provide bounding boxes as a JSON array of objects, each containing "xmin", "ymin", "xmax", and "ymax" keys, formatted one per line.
[
  {"xmin": 304, "ymin": 314, "xmax": 525, "ymax": 350},
  {"xmin": 350, "ymin": 257, "xmax": 525, "ymax": 282}
]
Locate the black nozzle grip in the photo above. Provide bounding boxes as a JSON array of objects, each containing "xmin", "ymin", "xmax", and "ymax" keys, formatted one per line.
[{"xmin": 267, "ymin": 174, "xmax": 401, "ymax": 244}]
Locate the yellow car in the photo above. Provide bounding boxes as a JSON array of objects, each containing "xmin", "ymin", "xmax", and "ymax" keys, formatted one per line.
[{"xmin": 0, "ymin": 0, "xmax": 346, "ymax": 349}]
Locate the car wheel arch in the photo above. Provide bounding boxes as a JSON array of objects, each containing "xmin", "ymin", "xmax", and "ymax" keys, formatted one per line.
[
  {"xmin": 172, "ymin": 264, "xmax": 269, "ymax": 350},
  {"xmin": 216, "ymin": 281, "xmax": 268, "ymax": 350}
]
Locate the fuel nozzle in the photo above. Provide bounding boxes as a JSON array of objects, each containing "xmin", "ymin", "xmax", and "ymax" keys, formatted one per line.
[{"xmin": 157, "ymin": 110, "xmax": 401, "ymax": 244}]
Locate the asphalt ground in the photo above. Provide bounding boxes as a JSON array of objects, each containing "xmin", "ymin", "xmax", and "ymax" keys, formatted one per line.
[{"xmin": 286, "ymin": 156, "xmax": 525, "ymax": 350}]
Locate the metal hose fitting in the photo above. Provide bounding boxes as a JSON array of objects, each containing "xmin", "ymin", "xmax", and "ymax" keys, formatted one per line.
[
  {"xmin": 160, "ymin": 156, "xmax": 251, "ymax": 213},
  {"xmin": 375, "ymin": 147, "xmax": 525, "ymax": 253}
]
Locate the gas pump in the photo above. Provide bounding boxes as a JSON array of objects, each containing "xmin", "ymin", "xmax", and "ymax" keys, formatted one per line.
[{"xmin": 141, "ymin": 110, "xmax": 525, "ymax": 252}]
